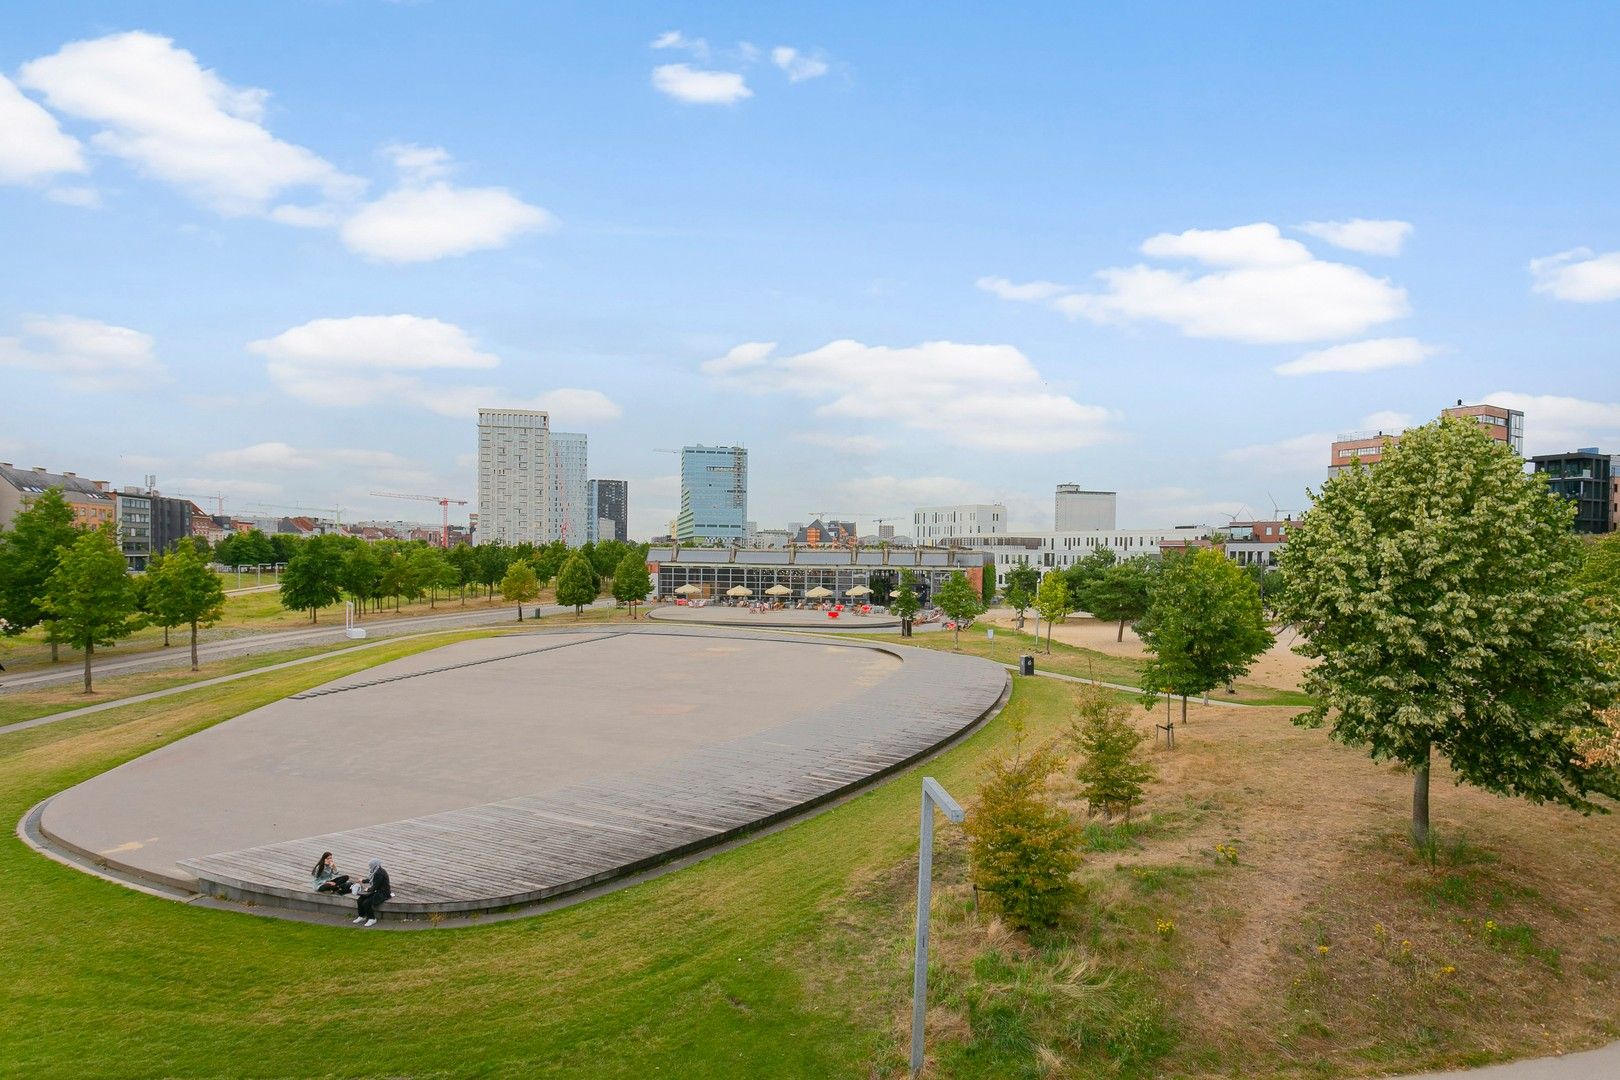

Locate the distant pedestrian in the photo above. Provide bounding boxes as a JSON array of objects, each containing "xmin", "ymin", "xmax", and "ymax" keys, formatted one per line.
[{"xmin": 352, "ymin": 858, "xmax": 391, "ymax": 926}]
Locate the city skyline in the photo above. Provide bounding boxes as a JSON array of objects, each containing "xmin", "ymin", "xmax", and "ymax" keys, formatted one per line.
[{"xmin": 4, "ymin": 6, "xmax": 1620, "ymax": 538}]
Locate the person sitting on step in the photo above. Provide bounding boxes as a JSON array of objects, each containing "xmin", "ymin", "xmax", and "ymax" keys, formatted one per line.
[
  {"xmin": 310, "ymin": 851, "xmax": 351, "ymax": 895},
  {"xmin": 352, "ymin": 859, "xmax": 392, "ymax": 927}
]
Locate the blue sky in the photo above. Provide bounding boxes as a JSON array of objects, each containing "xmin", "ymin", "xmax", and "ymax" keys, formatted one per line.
[{"xmin": 3, "ymin": 2, "xmax": 1619, "ymax": 537}]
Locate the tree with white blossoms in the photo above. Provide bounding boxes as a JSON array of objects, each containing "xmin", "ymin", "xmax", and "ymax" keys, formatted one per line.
[{"xmin": 1276, "ymin": 416, "xmax": 1620, "ymax": 846}]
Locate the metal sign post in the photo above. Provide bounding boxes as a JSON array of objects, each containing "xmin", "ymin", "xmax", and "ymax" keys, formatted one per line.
[{"xmin": 911, "ymin": 776, "xmax": 965, "ymax": 1076}]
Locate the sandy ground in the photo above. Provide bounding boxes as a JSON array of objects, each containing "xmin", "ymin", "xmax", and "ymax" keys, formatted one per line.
[{"xmin": 987, "ymin": 608, "xmax": 1316, "ymax": 693}]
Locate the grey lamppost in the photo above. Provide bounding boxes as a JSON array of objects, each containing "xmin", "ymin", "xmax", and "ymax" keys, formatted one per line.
[{"xmin": 911, "ymin": 776, "xmax": 965, "ymax": 1076}]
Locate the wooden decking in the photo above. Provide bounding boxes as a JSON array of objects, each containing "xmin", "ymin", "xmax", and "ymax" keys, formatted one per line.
[{"xmin": 180, "ymin": 630, "xmax": 1007, "ymax": 917}]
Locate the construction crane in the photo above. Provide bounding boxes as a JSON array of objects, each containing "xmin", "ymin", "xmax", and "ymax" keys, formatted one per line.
[
  {"xmin": 171, "ymin": 492, "xmax": 228, "ymax": 516},
  {"xmin": 370, "ymin": 491, "xmax": 468, "ymax": 548},
  {"xmin": 252, "ymin": 502, "xmax": 346, "ymax": 526}
]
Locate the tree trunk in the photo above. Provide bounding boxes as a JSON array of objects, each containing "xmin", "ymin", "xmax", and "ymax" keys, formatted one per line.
[
  {"xmin": 82, "ymin": 641, "xmax": 93, "ymax": 694},
  {"xmin": 163, "ymin": 625, "xmax": 170, "ymax": 647},
  {"xmin": 516, "ymin": 604, "xmax": 524, "ymax": 622},
  {"xmin": 51, "ymin": 639, "xmax": 59, "ymax": 663},
  {"xmin": 1117, "ymin": 617, "xmax": 1126, "ymax": 642},
  {"xmin": 190, "ymin": 620, "xmax": 199, "ymax": 671},
  {"xmin": 1412, "ymin": 744, "xmax": 1432, "ymax": 848},
  {"xmin": 1045, "ymin": 620, "xmax": 1053, "ymax": 653},
  {"xmin": 1181, "ymin": 694, "xmax": 1188, "ymax": 727}
]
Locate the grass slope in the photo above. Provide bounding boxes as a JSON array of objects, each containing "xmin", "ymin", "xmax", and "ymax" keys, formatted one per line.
[{"xmin": 2, "ymin": 641, "xmax": 1617, "ymax": 1077}]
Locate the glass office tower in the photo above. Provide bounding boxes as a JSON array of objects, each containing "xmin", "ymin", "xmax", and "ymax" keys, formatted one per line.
[{"xmin": 674, "ymin": 445, "xmax": 747, "ymax": 541}]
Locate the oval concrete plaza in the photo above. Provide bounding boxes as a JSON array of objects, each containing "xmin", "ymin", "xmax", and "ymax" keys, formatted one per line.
[{"xmin": 38, "ymin": 627, "xmax": 1007, "ymax": 919}]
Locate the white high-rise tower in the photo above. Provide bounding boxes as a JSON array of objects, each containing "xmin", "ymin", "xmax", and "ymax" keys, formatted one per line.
[{"xmin": 476, "ymin": 408, "xmax": 551, "ymax": 545}]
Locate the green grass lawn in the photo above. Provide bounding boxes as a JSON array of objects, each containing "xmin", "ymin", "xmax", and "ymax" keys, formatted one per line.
[
  {"xmin": 3, "ymin": 632, "xmax": 1614, "ymax": 1077},
  {"xmin": 0, "ymin": 634, "xmax": 1060, "ymax": 1077},
  {"xmin": 855, "ymin": 625, "xmax": 1315, "ymax": 707}
]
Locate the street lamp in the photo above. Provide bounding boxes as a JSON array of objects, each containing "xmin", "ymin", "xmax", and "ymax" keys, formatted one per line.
[{"xmin": 911, "ymin": 776, "xmax": 965, "ymax": 1076}]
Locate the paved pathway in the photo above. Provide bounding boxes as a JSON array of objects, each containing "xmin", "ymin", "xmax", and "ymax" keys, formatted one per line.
[
  {"xmin": 0, "ymin": 600, "xmax": 608, "ymax": 694},
  {"xmin": 1396, "ymin": 1042, "xmax": 1620, "ymax": 1078}
]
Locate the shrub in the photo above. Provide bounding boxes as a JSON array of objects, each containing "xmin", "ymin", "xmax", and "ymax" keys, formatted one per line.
[
  {"xmin": 1068, "ymin": 686, "xmax": 1155, "ymax": 821},
  {"xmin": 964, "ymin": 741, "xmax": 1082, "ymax": 932}
]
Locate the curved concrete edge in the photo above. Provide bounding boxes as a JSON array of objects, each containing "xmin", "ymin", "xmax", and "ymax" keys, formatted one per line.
[
  {"xmin": 1389, "ymin": 1040, "xmax": 1620, "ymax": 1079},
  {"xmin": 19, "ymin": 636, "xmax": 1011, "ymax": 928}
]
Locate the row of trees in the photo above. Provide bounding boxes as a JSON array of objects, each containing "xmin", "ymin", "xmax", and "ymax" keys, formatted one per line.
[
  {"xmin": 0, "ymin": 493, "xmax": 225, "ymax": 691},
  {"xmin": 277, "ymin": 534, "xmax": 648, "ymax": 622}
]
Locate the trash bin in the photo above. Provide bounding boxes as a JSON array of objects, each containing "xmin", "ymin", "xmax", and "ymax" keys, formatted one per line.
[
  {"xmin": 533, "ymin": 607, "xmax": 544, "ymax": 619},
  {"xmin": 1019, "ymin": 654, "xmax": 1035, "ymax": 676}
]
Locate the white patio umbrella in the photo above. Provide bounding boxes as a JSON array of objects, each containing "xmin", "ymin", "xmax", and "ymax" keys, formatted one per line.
[
  {"xmin": 674, "ymin": 583, "xmax": 703, "ymax": 596},
  {"xmin": 846, "ymin": 585, "xmax": 872, "ymax": 597},
  {"xmin": 726, "ymin": 586, "xmax": 752, "ymax": 597},
  {"xmin": 805, "ymin": 586, "xmax": 834, "ymax": 599},
  {"xmin": 765, "ymin": 585, "xmax": 792, "ymax": 597}
]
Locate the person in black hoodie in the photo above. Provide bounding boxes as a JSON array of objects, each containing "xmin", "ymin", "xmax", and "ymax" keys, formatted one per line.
[{"xmin": 352, "ymin": 858, "xmax": 391, "ymax": 926}]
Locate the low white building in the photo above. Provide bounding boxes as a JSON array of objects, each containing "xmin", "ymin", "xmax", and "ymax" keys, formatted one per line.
[
  {"xmin": 947, "ymin": 527, "xmax": 1214, "ymax": 584},
  {"xmin": 913, "ymin": 503, "xmax": 1006, "ymax": 543}
]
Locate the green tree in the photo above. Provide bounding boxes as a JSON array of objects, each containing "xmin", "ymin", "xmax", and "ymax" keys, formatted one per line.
[
  {"xmin": 1004, "ymin": 560, "xmax": 1041, "ymax": 602},
  {"xmin": 500, "ymin": 560, "xmax": 540, "ymax": 620},
  {"xmin": 890, "ymin": 568, "xmax": 921, "ymax": 628},
  {"xmin": 268, "ymin": 532, "xmax": 302, "ymax": 564},
  {"xmin": 1086, "ymin": 557, "xmax": 1157, "ymax": 642},
  {"xmin": 227, "ymin": 528, "xmax": 275, "ymax": 568},
  {"xmin": 1138, "ymin": 548, "xmax": 1273, "ymax": 728},
  {"xmin": 611, "ymin": 548, "xmax": 652, "ymax": 618},
  {"xmin": 535, "ymin": 540, "xmax": 571, "ymax": 584},
  {"xmin": 1578, "ymin": 533, "xmax": 1620, "ymax": 610},
  {"xmin": 0, "ymin": 487, "xmax": 81, "ymax": 662},
  {"xmin": 40, "ymin": 526, "xmax": 143, "ymax": 692},
  {"xmin": 476, "ymin": 543, "xmax": 513, "ymax": 599},
  {"xmin": 340, "ymin": 543, "xmax": 381, "ymax": 618},
  {"xmin": 1068, "ymin": 686, "xmax": 1155, "ymax": 821},
  {"xmin": 1276, "ymin": 416, "xmax": 1620, "ymax": 845},
  {"xmin": 964, "ymin": 739, "xmax": 1082, "ymax": 932},
  {"xmin": 147, "ymin": 542, "xmax": 226, "ymax": 670},
  {"xmin": 935, "ymin": 570, "xmax": 986, "ymax": 649},
  {"xmin": 1033, "ymin": 572, "xmax": 1071, "ymax": 653},
  {"xmin": 132, "ymin": 553, "xmax": 181, "ymax": 647},
  {"xmin": 446, "ymin": 543, "xmax": 479, "ymax": 605},
  {"xmin": 278, "ymin": 535, "xmax": 344, "ymax": 621},
  {"xmin": 1061, "ymin": 546, "xmax": 1116, "ymax": 612},
  {"xmin": 555, "ymin": 551, "xmax": 600, "ymax": 616},
  {"xmin": 409, "ymin": 545, "xmax": 454, "ymax": 609}
]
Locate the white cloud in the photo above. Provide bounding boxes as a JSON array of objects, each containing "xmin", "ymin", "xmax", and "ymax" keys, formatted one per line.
[
  {"xmin": 1297, "ymin": 219, "xmax": 1413, "ymax": 256},
  {"xmin": 201, "ymin": 442, "xmax": 412, "ymax": 472},
  {"xmin": 0, "ymin": 315, "xmax": 166, "ymax": 391},
  {"xmin": 996, "ymin": 222, "xmax": 1410, "ymax": 344},
  {"xmin": 791, "ymin": 432, "xmax": 888, "ymax": 455},
  {"xmin": 700, "ymin": 340, "xmax": 777, "ymax": 375},
  {"xmin": 250, "ymin": 314, "xmax": 620, "ymax": 423},
  {"xmin": 1139, "ymin": 222, "xmax": 1314, "ymax": 267},
  {"xmin": 1072, "ymin": 224, "xmax": 1407, "ymax": 342},
  {"xmin": 976, "ymin": 276, "xmax": 1068, "ymax": 301},
  {"xmin": 703, "ymin": 339, "xmax": 1115, "ymax": 452},
  {"xmin": 0, "ymin": 73, "xmax": 86, "ymax": 184},
  {"xmin": 18, "ymin": 32, "xmax": 360, "ymax": 214},
  {"xmin": 44, "ymin": 185, "xmax": 101, "ymax": 207},
  {"xmin": 771, "ymin": 47, "xmax": 829, "ymax": 82},
  {"xmin": 340, "ymin": 181, "xmax": 553, "ymax": 262},
  {"xmin": 1479, "ymin": 392, "xmax": 1620, "ymax": 454},
  {"xmin": 1361, "ymin": 410, "xmax": 1414, "ymax": 431},
  {"xmin": 249, "ymin": 315, "xmax": 500, "ymax": 371},
  {"xmin": 651, "ymin": 31, "xmax": 709, "ymax": 57},
  {"xmin": 1529, "ymin": 249, "xmax": 1620, "ymax": 303},
  {"xmin": 1274, "ymin": 337, "xmax": 1439, "ymax": 376},
  {"xmin": 384, "ymin": 142, "xmax": 454, "ymax": 181},
  {"xmin": 166, "ymin": 476, "xmax": 283, "ymax": 500},
  {"xmin": 652, "ymin": 64, "xmax": 752, "ymax": 105},
  {"xmin": 1223, "ymin": 410, "xmax": 1420, "ymax": 474}
]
